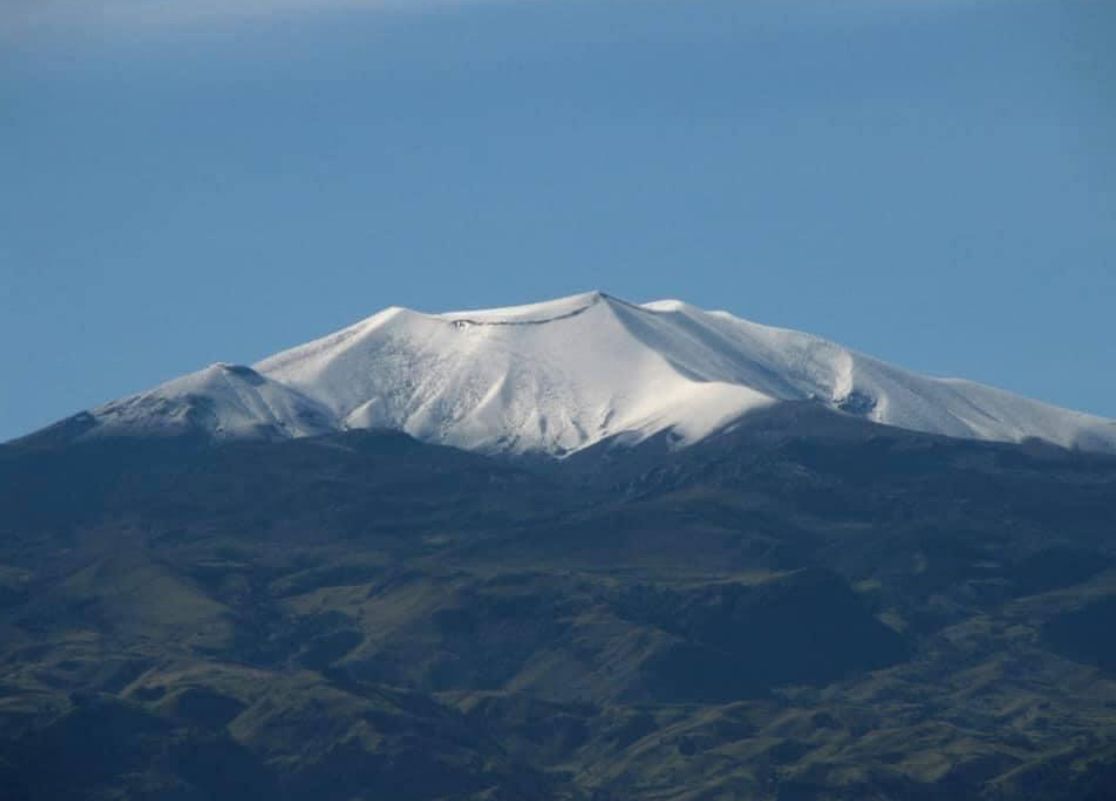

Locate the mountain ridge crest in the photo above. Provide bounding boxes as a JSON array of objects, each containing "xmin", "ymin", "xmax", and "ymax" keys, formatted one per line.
[{"xmin": 26, "ymin": 291, "xmax": 1116, "ymax": 456}]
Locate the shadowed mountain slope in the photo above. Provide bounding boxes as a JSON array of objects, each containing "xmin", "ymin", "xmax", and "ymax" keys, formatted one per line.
[{"xmin": 3, "ymin": 407, "xmax": 1116, "ymax": 799}]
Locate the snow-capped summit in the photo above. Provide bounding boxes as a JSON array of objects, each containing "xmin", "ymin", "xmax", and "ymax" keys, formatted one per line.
[
  {"xmin": 62, "ymin": 292, "xmax": 1116, "ymax": 455},
  {"xmin": 91, "ymin": 362, "xmax": 335, "ymax": 440},
  {"xmin": 254, "ymin": 291, "xmax": 773, "ymax": 455}
]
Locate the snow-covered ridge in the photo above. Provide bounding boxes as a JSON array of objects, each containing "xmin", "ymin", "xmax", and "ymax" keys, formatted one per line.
[
  {"xmin": 89, "ymin": 362, "xmax": 335, "ymax": 440},
  {"xmin": 69, "ymin": 291, "xmax": 1116, "ymax": 455}
]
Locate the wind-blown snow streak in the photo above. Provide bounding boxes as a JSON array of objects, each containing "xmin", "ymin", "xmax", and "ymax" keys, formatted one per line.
[{"xmin": 79, "ymin": 292, "xmax": 1116, "ymax": 455}]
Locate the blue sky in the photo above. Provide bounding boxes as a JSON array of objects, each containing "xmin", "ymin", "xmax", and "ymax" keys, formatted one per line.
[{"xmin": 2, "ymin": 0, "xmax": 1114, "ymax": 441}]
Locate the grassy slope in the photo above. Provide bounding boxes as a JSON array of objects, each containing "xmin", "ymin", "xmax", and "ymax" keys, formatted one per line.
[{"xmin": 2, "ymin": 413, "xmax": 1116, "ymax": 800}]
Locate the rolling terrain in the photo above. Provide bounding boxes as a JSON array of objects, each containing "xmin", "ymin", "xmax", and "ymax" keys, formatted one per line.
[{"xmin": 3, "ymin": 403, "xmax": 1116, "ymax": 800}]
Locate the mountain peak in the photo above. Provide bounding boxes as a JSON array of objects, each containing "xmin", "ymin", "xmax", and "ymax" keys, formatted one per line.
[
  {"xmin": 434, "ymin": 290, "xmax": 612, "ymax": 324},
  {"xmin": 41, "ymin": 293, "xmax": 1116, "ymax": 456}
]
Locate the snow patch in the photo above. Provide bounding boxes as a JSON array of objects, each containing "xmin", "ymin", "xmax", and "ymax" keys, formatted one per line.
[{"xmin": 65, "ymin": 292, "xmax": 1116, "ymax": 456}]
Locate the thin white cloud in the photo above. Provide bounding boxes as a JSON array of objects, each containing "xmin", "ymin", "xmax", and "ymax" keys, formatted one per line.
[
  {"xmin": 3, "ymin": 0, "xmax": 505, "ymax": 38},
  {"xmin": 2, "ymin": 0, "xmax": 998, "ymax": 45}
]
